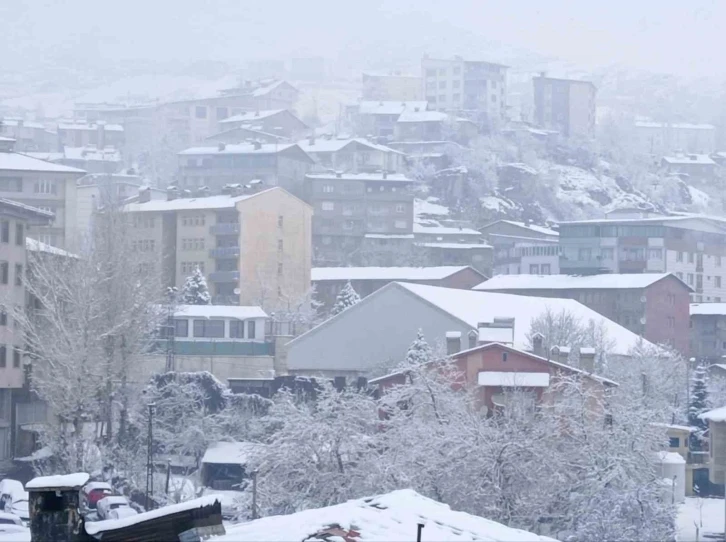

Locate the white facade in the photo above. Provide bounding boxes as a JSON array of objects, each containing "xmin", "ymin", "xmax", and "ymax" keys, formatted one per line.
[{"xmin": 494, "ymin": 241, "xmax": 560, "ymax": 276}]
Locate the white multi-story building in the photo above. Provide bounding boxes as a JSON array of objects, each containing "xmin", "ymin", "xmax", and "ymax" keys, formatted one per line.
[{"xmin": 421, "ymin": 55, "xmax": 507, "ymax": 125}]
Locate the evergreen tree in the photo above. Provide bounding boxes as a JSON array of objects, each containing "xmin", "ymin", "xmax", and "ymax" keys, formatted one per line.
[
  {"xmin": 330, "ymin": 281, "xmax": 360, "ymax": 316},
  {"xmin": 689, "ymin": 363, "xmax": 709, "ymax": 450},
  {"xmin": 406, "ymin": 329, "xmax": 432, "ymax": 365},
  {"xmin": 181, "ymin": 267, "xmax": 211, "ymax": 305}
]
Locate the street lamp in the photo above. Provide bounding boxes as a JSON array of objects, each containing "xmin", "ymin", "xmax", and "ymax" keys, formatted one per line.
[{"xmin": 145, "ymin": 402, "xmax": 156, "ymax": 511}]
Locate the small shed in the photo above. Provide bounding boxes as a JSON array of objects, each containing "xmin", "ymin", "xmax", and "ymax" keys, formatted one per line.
[
  {"xmin": 201, "ymin": 442, "xmax": 260, "ymax": 490},
  {"xmin": 26, "ymin": 472, "xmax": 90, "ymax": 542},
  {"xmin": 655, "ymin": 451, "xmax": 686, "ymax": 504}
]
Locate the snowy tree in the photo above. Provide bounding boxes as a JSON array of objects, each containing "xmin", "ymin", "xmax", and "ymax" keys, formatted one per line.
[
  {"xmin": 689, "ymin": 364, "xmax": 710, "ymax": 449},
  {"xmin": 330, "ymin": 281, "xmax": 360, "ymax": 316},
  {"xmin": 181, "ymin": 267, "xmax": 211, "ymax": 305},
  {"xmin": 405, "ymin": 329, "xmax": 433, "ymax": 365}
]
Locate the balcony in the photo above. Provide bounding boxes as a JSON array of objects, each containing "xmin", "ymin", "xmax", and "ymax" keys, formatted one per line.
[
  {"xmin": 688, "ymin": 451, "xmax": 709, "ymax": 465},
  {"xmin": 208, "ymin": 271, "xmax": 240, "ymax": 283},
  {"xmin": 210, "ymin": 223, "xmax": 240, "ymax": 235},
  {"xmin": 209, "ymin": 247, "xmax": 240, "ymax": 259},
  {"xmin": 152, "ymin": 340, "xmax": 274, "ymax": 356}
]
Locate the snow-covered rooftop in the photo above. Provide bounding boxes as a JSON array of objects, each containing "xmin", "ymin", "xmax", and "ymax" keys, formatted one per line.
[
  {"xmin": 0, "ymin": 199, "xmax": 54, "ymax": 220},
  {"xmin": 652, "ymin": 422, "xmax": 695, "ymax": 433},
  {"xmin": 26, "ymin": 472, "xmax": 90, "ymax": 490},
  {"xmin": 663, "ymin": 154, "xmax": 716, "ymax": 166},
  {"xmin": 475, "ymin": 273, "xmax": 678, "ymax": 291},
  {"xmin": 358, "ymin": 101, "xmax": 429, "ymax": 115},
  {"xmin": 85, "ymin": 495, "xmax": 221, "ymax": 536},
  {"xmin": 656, "ymin": 451, "xmax": 686, "ymax": 464},
  {"xmin": 635, "ymin": 121, "xmax": 716, "ymax": 130},
  {"xmin": 219, "ymin": 109, "xmax": 286, "ymax": 124},
  {"xmin": 179, "ymin": 142, "xmax": 298, "ymax": 155},
  {"xmin": 414, "ymin": 222, "xmax": 481, "ymax": 235},
  {"xmin": 297, "ymin": 137, "xmax": 404, "ymax": 155},
  {"xmin": 494, "ymin": 220, "xmax": 559, "ymax": 237},
  {"xmin": 0, "ymin": 152, "xmax": 85, "ymax": 173},
  {"xmin": 364, "ymin": 233, "xmax": 415, "ymax": 239},
  {"xmin": 176, "ymin": 305, "xmax": 267, "ymax": 320},
  {"xmin": 395, "ymin": 282, "xmax": 651, "ymax": 356},
  {"xmin": 416, "ymin": 242, "xmax": 491, "ymax": 249},
  {"xmin": 202, "ymin": 441, "xmax": 261, "ymax": 465},
  {"xmin": 397, "ymin": 109, "xmax": 449, "ymax": 123},
  {"xmin": 691, "ymin": 303, "xmax": 726, "ymax": 316},
  {"xmin": 214, "ymin": 489, "xmax": 554, "ymax": 542},
  {"xmin": 700, "ymin": 406, "xmax": 726, "ymax": 423},
  {"xmin": 125, "ymin": 192, "xmax": 261, "ymax": 212},
  {"xmin": 312, "ymin": 266, "xmax": 474, "ymax": 282},
  {"xmin": 58, "ymin": 121, "xmax": 123, "ymax": 132},
  {"xmin": 415, "ymin": 198, "xmax": 450, "ymax": 217},
  {"xmin": 306, "ymin": 172, "xmax": 413, "ymax": 183}
]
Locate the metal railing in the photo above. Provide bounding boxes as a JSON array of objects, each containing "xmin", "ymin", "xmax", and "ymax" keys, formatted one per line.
[
  {"xmin": 210, "ymin": 223, "xmax": 240, "ymax": 235},
  {"xmin": 208, "ymin": 271, "xmax": 240, "ymax": 282},
  {"xmin": 209, "ymin": 247, "xmax": 240, "ymax": 259}
]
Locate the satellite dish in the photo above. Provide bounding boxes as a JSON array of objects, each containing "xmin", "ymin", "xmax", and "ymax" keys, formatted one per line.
[
  {"xmin": 233, "ymin": 288, "xmax": 241, "ymax": 295},
  {"xmin": 640, "ymin": 317, "xmax": 646, "ymax": 325},
  {"xmin": 640, "ymin": 296, "xmax": 647, "ymax": 303}
]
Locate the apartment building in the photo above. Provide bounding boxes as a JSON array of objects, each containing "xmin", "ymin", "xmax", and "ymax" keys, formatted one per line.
[
  {"xmin": 216, "ymin": 109, "xmax": 308, "ymax": 140},
  {"xmin": 0, "ymin": 199, "xmax": 53, "ymax": 459},
  {"xmin": 661, "ymin": 154, "xmax": 717, "ymax": 180},
  {"xmin": 56, "ymin": 121, "xmax": 125, "ymax": 151},
  {"xmin": 296, "ymin": 137, "xmax": 404, "ymax": 173},
  {"xmin": 362, "ymin": 73, "xmax": 423, "ymax": 101},
  {"xmin": 634, "ymin": 121, "xmax": 716, "ymax": 156},
  {"xmin": 0, "ymin": 119, "xmax": 55, "ymax": 152},
  {"xmin": 346, "ymin": 101, "xmax": 429, "ymax": 139},
  {"xmin": 421, "ymin": 55, "xmax": 507, "ymax": 125},
  {"xmin": 476, "ymin": 273, "xmax": 692, "ymax": 354},
  {"xmin": 533, "ymin": 75, "xmax": 596, "ymax": 138},
  {"xmin": 0, "ymin": 138, "xmax": 84, "ymax": 249},
  {"xmin": 177, "ymin": 142, "xmax": 314, "ymax": 196},
  {"xmin": 26, "ymin": 146, "xmax": 123, "ymax": 175},
  {"xmin": 124, "ymin": 187, "xmax": 312, "ymax": 309},
  {"xmin": 690, "ymin": 303, "xmax": 726, "ymax": 362},
  {"xmin": 558, "ymin": 215, "xmax": 726, "ymax": 302},
  {"xmin": 481, "ymin": 220, "xmax": 560, "ymax": 275},
  {"xmin": 304, "ymin": 172, "xmax": 415, "ymax": 266}
]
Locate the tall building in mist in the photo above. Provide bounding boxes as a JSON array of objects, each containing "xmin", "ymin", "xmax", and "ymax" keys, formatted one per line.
[
  {"xmin": 362, "ymin": 73, "xmax": 422, "ymax": 101},
  {"xmin": 421, "ymin": 55, "xmax": 507, "ymax": 126},
  {"xmin": 533, "ymin": 74, "xmax": 596, "ymax": 138}
]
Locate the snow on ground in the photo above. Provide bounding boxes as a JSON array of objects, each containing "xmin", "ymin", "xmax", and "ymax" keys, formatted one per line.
[
  {"xmin": 215, "ymin": 489, "xmax": 556, "ymax": 542},
  {"xmin": 677, "ymin": 497, "xmax": 724, "ymax": 541}
]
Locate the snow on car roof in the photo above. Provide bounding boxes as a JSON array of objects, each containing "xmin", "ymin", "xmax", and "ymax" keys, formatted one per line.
[
  {"xmin": 83, "ymin": 481, "xmax": 112, "ymax": 492},
  {"xmin": 214, "ymin": 489, "xmax": 555, "ymax": 541}
]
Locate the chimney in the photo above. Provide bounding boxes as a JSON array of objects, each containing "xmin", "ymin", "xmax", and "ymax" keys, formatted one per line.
[
  {"xmin": 166, "ymin": 185, "xmax": 179, "ymax": 201},
  {"xmin": 478, "ymin": 318, "xmax": 515, "ymax": 345},
  {"xmin": 308, "ymin": 134, "xmax": 316, "ymax": 146},
  {"xmin": 218, "ymin": 142, "xmax": 226, "ymax": 151},
  {"xmin": 531, "ymin": 332, "xmax": 545, "ymax": 357},
  {"xmin": 335, "ymin": 171, "xmax": 343, "ymax": 178},
  {"xmin": 138, "ymin": 186, "xmax": 151, "ymax": 203},
  {"xmin": 253, "ymin": 140, "xmax": 262, "ymax": 150},
  {"xmin": 446, "ymin": 331, "xmax": 462, "ymax": 356},
  {"xmin": 382, "ymin": 170, "xmax": 388, "ymax": 179},
  {"xmin": 550, "ymin": 345, "xmax": 570, "ymax": 364},
  {"xmin": 579, "ymin": 347, "xmax": 596, "ymax": 372}
]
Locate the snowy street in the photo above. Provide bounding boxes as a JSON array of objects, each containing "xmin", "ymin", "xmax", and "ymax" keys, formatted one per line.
[{"xmin": 678, "ymin": 498, "xmax": 725, "ymax": 541}]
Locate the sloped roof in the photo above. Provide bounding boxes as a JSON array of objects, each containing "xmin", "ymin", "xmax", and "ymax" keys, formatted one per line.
[
  {"xmin": 0, "ymin": 199, "xmax": 54, "ymax": 220},
  {"xmin": 215, "ymin": 489, "xmax": 554, "ymax": 542},
  {"xmin": 178, "ymin": 142, "xmax": 298, "ymax": 155},
  {"xmin": 0, "ymin": 152, "xmax": 85, "ymax": 173},
  {"xmin": 397, "ymin": 110, "xmax": 448, "ymax": 123},
  {"xmin": 297, "ymin": 138, "xmax": 403, "ymax": 154},
  {"xmin": 475, "ymin": 273, "xmax": 685, "ymax": 292},
  {"xmin": 312, "ymin": 266, "xmax": 477, "ymax": 282},
  {"xmin": 482, "ymin": 220, "xmax": 559, "ymax": 237},
  {"xmin": 358, "ymin": 101, "xmax": 428, "ymax": 115},
  {"xmin": 219, "ymin": 109, "xmax": 286, "ymax": 124},
  {"xmin": 202, "ymin": 441, "xmax": 261, "ymax": 465}
]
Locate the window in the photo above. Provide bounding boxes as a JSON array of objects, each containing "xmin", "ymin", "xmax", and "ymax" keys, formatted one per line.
[
  {"xmin": 14, "ymin": 264, "xmax": 22, "ymax": 287},
  {"xmin": 453, "ymin": 80, "xmax": 460, "ymax": 89},
  {"xmin": 394, "ymin": 220, "xmax": 407, "ymax": 229},
  {"xmin": 426, "ymin": 96, "xmax": 437, "ymax": 103},
  {"xmin": 601, "ymin": 247, "xmax": 614, "ymax": 260},
  {"xmin": 195, "ymin": 106, "xmax": 207, "ymax": 119},
  {"xmin": 247, "ymin": 320, "xmax": 256, "ymax": 339},
  {"xmin": 33, "ymin": 180, "xmax": 56, "ymax": 195},
  {"xmin": 0, "ymin": 221, "xmax": 7, "ymax": 243},
  {"xmin": 216, "ymin": 107, "xmax": 229, "ymax": 119},
  {"xmin": 277, "ymin": 262, "xmax": 283, "ymax": 275},
  {"xmin": 687, "ymin": 273, "xmax": 694, "ymax": 285},
  {"xmin": 0, "ymin": 308, "xmax": 6, "ymax": 326},
  {"xmin": 491, "ymin": 95, "xmax": 497, "ymax": 103},
  {"xmin": 322, "ymin": 184, "xmax": 334, "ymax": 193},
  {"xmin": 180, "ymin": 261, "xmax": 205, "ymax": 274},
  {"xmin": 278, "ymin": 215, "xmax": 283, "ymax": 228},
  {"xmin": 648, "ymin": 248, "xmax": 662, "ymax": 260},
  {"xmin": 277, "ymin": 239, "xmax": 283, "ymax": 252},
  {"xmin": 321, "ymin": 201, "xmax": 334, "ymax": 211},
  {"xmin": 230, "ymin": 320, "xmax": 246, "ymax": 338},
  {"xmin": 0, "ymin": 262, "xmax": 7, "ymax": 285},
  {"xmin": 667, "ymin": 316, "xmax": 675, "ymax": 328},
  {"xmin": 426, "ymin": 69, "xmax": 437, "ymax": 77},
  {"xmin": 343, "ymin": 221, "xmax": 354, "ymax": 231},
  {"xmin": 0, "ymin": 346, "xmax": 5, "ymax": 368},
  {"xmin": 438, "ymin": 95, "xmax": 446, "ymax": 102},
  {"xmin": 181, "ymin": 214, "xmax": 205, "ymax": 227},
  {"xmin": 717, "ymin": 277, "xmax": 722, "ymax": 288},
  {"xmin": 13, "ymin": 222, "xmax": 22, "ymax": 246},
  {"xmin": 181, "ymin": 238, "xmax": 205, "ymax": 251},
  {"xmin": 395, "ymin": 204, "xmax": 405, "ymax": 213},
  {"xmin": 669, "ymin": 437, "xmax": 680, "ymax": 448},
  {"xmin": 438, "ymin": 68, "xmax": 446, "ymax": 76},
  {"xmin": 717, "ymin": 255, "xmax": 722, "ymax": 267},
  {"xmin": 0, "ymin": 178, "xmax": 22, "ymax": 192},
  {"xmin": 578, "ymin": 248, "xmax": 592, "ymax": 260},
  {"xmin": 541, "ymin": 264, "xmax": 551, "ymax": 275},
  {"xmin": 12, "ymin": 348, "xmax": 20, "ymax": 369},
  {"xmin": 688, "ymin": 252, "xmax": 695, "ymax": 264},
  {"xmin": 438, "ymin": 80, "xmax": 446, "ymax": 89},
  {"xmin": 676, "ymin": 251, "xmax": 683, "ymax": 262},
  {"xmin": 193, "ymin": 319, "xmax": 224, "ymax": 338},
  {"xmin": 174, "ymin": 319, "xmax": 189, "ymax": 338},
  {"xmin": 502, "ymin": 352, "xmax": 508, "ymax": 362},
  {"xmin": 676, "ymin": 271, "xmax": 683, "ymax": 280},
  {"xmin": 452, "ymin": 93, "xmax": 460, "ymax": 102},
  {"xmin": 529, "ymin": 264, "xmax": 539, "ymax": 274}
]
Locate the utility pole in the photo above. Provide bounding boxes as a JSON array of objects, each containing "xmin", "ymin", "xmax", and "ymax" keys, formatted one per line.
[
  {"xmin": 145, "ymin": 402, "xmax": 156, "ymax": 511},
  {"xmin": 251, "ymin": 470, "xmax": 258, "ymax": 520}
]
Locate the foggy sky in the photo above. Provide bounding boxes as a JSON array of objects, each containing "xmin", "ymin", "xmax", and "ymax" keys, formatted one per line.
[{"xmin": 1, "ymin": 0, "xmax": 722, "ymax": 77}]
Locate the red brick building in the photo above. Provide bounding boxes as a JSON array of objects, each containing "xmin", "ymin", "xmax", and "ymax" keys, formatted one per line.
[
  {"xmin": 475, "ymin": 273, "xmax": 692, "ymax": 354},
  {"xmin": 372, "ymin": 340, "xmax": 616, "ymax": 415}
]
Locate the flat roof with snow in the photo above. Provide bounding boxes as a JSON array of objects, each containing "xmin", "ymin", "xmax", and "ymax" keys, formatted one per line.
[
  {"xmin": 305, "ymin": 172, "xmax": 413, "ymax": 183},
  {"xmin": 219, "ymin": 110, "xmax": 286, "ymax": 124},
  {"xmin": 0, "ymin": 152, "xmax": 86, "ymax": 173},
  {"xmin": 475, "ymin": 273, "xmax": 683, "ymax": 291},
  {"xmin": 175, "ymin": 305, "xmax": 267, "ymax": 320},
  {"xmin": 179, "ymin": 142, "xmax": 298, "ymax": 155},
  {"xmin": 311, "ymin": 266, "xmax": 475, "ymax": 282},
  {"xmin": 296, "ymin": 137, "xmax": 404, "ymax": 155},
  {"xmin": 202, "ymin": 441, "xmax": 261, "ymax": 465},
  {"xmin": 357, "ymin": 101, "xmax": 428, "ymax": 115},
  {"xmin": 26, "ymin": 472, "xmax": 90, "ymax": 490},
  {"xmin": 663, "ymin": 154, "xmax": 716, "ymax": 166},
  {"xmin": 124, "ymin": 193, "xmax": 262, "ymax": 212},
  {"xmin": 691, "ymin": 303, "xmax": 726, "ymax": 316}
]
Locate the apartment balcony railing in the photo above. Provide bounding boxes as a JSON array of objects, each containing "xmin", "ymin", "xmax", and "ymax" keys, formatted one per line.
[
  {"xmin": 16, "ymin": 401, "xmax": 48, "ymax": 426},
  {"xmin": 208, "ymin": 271, "xmax": 240, "ymax": 283},
  {"xmin": 209, "ymin": 247, "xmax": 240, "ymax": 259},
  {"xmin": 210, "ymin": 223, "xmax": 240, "ymax": 235},
  {"xmin": 151, "ymin": 339, "xmax": 274, "ymax": 356},
  {"xmin": 688, "ymin": 451, "xmax": 709, "ymax": 465}
]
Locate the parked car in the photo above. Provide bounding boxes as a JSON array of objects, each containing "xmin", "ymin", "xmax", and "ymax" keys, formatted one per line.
[
  {"xmin": 82, "ymin": 482, "xmax": 114, "ymax": 510},
  {"xmin": 0, "ymin": 480, "xmax": 29, "ymax": 524},
  {"xmin": 96, "ymin": 496, "xmax": 138, "ymax": 520}
]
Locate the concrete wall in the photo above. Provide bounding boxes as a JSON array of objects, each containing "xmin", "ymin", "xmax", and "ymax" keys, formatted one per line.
[
  {"xmin": 288, "ymin": 284, "xmax": 470, "ymax": 376},
  {"xmin": 137, "ymin": 354, "xmax": 274, "ymax": 384}
]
